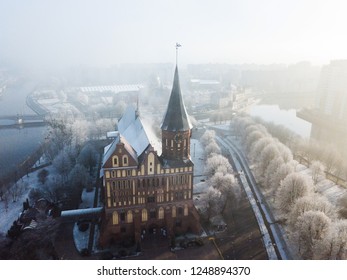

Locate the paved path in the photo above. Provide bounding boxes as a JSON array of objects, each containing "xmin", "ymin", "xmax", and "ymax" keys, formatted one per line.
[{"xmin": 215, "ymin": 134, "xmax": 292, "ymax": 260}]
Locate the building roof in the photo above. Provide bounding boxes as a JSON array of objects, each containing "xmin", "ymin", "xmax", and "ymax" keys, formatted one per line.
[
  {"xmin": 161, "ymin": 66, "xmax": 192, "ymax": 132},
  {"xmin": 118, "ymin": 106, "xmax": 150, "ymax": 156},
  {"xmin": 102, "ymin": 132, "xmax": 139, "ymax": 167}
]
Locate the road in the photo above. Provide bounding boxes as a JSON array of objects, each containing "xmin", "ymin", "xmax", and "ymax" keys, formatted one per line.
[{"xmin": 215, "ymin": 134, "xmax": 292, "ymax": 260}]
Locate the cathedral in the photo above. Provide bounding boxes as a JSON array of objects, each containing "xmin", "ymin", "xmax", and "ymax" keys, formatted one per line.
[{"xmin": 99, "ymin": 65, "xmax": 201, "ymax": 247}]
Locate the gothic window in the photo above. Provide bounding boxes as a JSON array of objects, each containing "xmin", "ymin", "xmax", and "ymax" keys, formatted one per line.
[
  {"xmin": 141, "ymin": 209, "xmax": 148, "ymax": 222},
  {"xmin": 112, "ymin": 211, "xmax": 119, "ymax": 225},
  {"xmin": 184, "ymin": 204, "xmax": 188, "ymax": 216},
  {"xmin": 158, "ymin": 207, "xmax": 164, "ymax": 219},
  {"xmin": 172, "ymin": 206, "xmax": 176, "ymax": 218},
  {"xmin": 178, "ymin": 207, "xmax": 183, "ymax": 216},
  {"xmin": 126, "ymin": 210, "xmax": 133, "ymax": 223}
]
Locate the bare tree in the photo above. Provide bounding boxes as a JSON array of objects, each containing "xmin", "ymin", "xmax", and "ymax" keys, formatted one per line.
[
  {"xmin": 37, "ymin": 169, "xmax": 49, "ymax": 185},
  {"xmin": 276, "ymin": 172, "xmax": 314, "ymax": 212},
  {"xmin": 293, "ymin": 210, "xmax": 331, "ymax": 259},
  {"xmin": 310, "ymin": 160, "xmax": 325, "ymax": 184},
  {"xmin": 8, "ymin": 181, "xmax": 28, "ymax": 202}
]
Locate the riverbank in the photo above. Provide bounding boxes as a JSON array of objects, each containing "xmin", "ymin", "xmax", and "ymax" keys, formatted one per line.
[{"xmin": 0, "ymin": 138, "xmax": 49, "ymax": 187}]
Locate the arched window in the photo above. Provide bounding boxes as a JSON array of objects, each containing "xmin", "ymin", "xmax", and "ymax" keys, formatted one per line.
[
  {"xmin": 112, "ymin": 156, "xmax": 119, "ymax": 167},
  {"xmin": 172, "ymin": 206, "xmax": 176, "ymax": 218},
  {"xmin": 127, "ymin": 210, "xmax": 133, "ymax": 223},
  {"xmin": 122, "ymin": 155, "xmax": 128, "ymax": 166},
  {"xmin": 142, "ymin": 209, "xmax": 148, "ymax": 222},
  {"xmin": 112, "ymin": 211, "xmax": 119, "ymax": 225},
  {"xmin": 184, "ymin": 204, "xmax": 188, "ymax": 216},
  {"xmin": 158, "ymin": 207, "xmax": 164, "ymax": 219}
]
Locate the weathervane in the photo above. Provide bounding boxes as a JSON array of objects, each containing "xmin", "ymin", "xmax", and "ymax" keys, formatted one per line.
[{"xmin": 176, "ymin": 42, "xmax": 182, "ymax": 65}]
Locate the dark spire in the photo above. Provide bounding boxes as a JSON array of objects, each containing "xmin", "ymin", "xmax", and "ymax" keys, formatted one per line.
[{"xmin": 161, "ymin": 66, "xmax": 192, "ymax": 132}]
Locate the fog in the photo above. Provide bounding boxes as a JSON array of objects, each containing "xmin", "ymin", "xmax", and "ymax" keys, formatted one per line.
[{"xmin": 1, "ymin": 0, "xmax": 347, "ymax": 72}]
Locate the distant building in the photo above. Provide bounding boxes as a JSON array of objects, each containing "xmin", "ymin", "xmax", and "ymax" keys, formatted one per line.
[
  {"xmin": 297, "ymin": 60, "xmax": 347, "ymax": 154},
  {"xmin": 99, "ymin": 66, "xmax": 201, "ymax": 247}
]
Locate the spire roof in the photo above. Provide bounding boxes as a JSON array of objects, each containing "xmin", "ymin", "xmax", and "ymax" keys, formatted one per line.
[{"xmin": 161, "ymin": 66, "xmax": 192, "ymax": 132}]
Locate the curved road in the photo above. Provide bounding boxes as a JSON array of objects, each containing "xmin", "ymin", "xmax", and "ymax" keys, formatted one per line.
[{"xmin": 216, "ymin": 135, "xmax": 292, "ymax": 260}]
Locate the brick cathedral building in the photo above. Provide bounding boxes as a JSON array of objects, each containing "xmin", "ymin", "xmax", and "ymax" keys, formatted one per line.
[{"xmin": 99, "ymin": 65, "xmax": 201, "ymax": 247}]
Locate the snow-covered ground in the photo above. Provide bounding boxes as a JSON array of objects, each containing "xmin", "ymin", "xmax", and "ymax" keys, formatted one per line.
[
  {"xmin": 0, "ymin": 160, "xmax": 55, "ymax": 234},
  {"xmin": 191, "ymin": 138, "xmax": 207, "ymax": 185}
]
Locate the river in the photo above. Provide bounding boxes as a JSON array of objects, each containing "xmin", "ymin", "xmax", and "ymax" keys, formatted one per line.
[
  {"xmin": 249, "ymin": 104, "xmax": 312, "ymax": 138},
  {"xmin": 0, "ymin": 80, "xmax": 46, "ymax": 179}
]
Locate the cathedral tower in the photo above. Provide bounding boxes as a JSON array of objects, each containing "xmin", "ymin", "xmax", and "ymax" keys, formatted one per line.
[{"xmin": 161, "ymin": 66, "xmax": 192, "ymax": 161}]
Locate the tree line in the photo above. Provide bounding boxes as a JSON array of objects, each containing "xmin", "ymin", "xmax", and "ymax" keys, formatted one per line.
[{"xmin": 230, "ymin": 116, "xmax": 347, "ymax": 260}]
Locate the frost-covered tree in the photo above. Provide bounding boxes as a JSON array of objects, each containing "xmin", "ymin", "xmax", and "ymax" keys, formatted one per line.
[
  {"xmin": 77, "ymin": 144, "xmax": 98, "ymax": 174},
  {"xmin": 293, "ymin": 210, "xmax": 331, "ymax": 259},
  {"xmin": 317, "ymin": 220, "xmax": 347, "ymax": 260},
  {"xmin": 201, "ymin": 186, "xmax": 222, "ymax": 220},
  {"xmin": 249, "ymin": 137, "xmax": 273, "ymax": 162},
  {"xmin": 277, "ymin": 143, "xmax": 293, "ymax": 163},
  {"xmin": 244, "ymin": 129, "xmax": 267, "ymax": 153},
  {"xmin": 338, "ymin": 193, "xmax": 347, "ymax": 219},
  {"xmin": 288, "ymin": 194, "xmax": 337, "ymax": 228},
  {"xmin": 68, "ymin": 164, "xmax": 90, "ymax": 199},
  {"xmin": 263, "ymin": 157, "xmax": 285, "ymax": 188},
  {"xmin": 204, "ymin": 141, "xmax": 221, "ymax": 158},
  {"xmin": 200, "ymin": 130, "xmax": 216, "ymax": 146},
  {"xmin": 276, "ymin": 172, "xmax": 314, "ymax": 212},
  {"xmin": 270, "ymin": 161, "xmax": 295, "ymax": 191},
  {"xmin": 67, "ymin": 119, "xmax": 90, "ymax": 152},
  {"xmin": 258, "ymin": 142, "xmax": 281, "ymax": 175},
  {"xmin": 52, "ymin": 149, "xmax": 73, "ymax": 182},
  {"xmin": 205, "ymin": 154, "xmax": 232, "ymax": 177},
  {"xmin": 310, "ymin": 160, "xmax": 325, "ymax": 184},
  {"xmin": 114, "ymin": 100, "xmax": 127, "ymax": 116},
  {"xmin": 210, "ymin": 172, "xmax": 241, "ymax": 212}
]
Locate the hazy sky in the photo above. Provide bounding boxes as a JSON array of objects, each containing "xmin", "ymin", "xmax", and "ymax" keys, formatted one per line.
[{"xmin": 1, "ymin": 0, "xmax": 347, "ymax": 69}]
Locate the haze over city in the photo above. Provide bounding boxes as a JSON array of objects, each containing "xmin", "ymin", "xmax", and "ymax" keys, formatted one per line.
[
  {"xmin": 1, "ymin": 0, "xmax": 347, "ymax": 266},
  {"xmin": 1, "ymin": 0, "xmax": 347, "ymax": 70}
]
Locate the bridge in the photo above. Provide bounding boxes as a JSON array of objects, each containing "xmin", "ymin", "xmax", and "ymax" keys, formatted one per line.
[{"xmin": 0, "ymin": 114, "xmax": 46, "ymax": 129}]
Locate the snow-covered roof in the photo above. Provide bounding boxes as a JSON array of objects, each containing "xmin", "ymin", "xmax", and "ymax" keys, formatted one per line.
[
  {"xmin": 102, "ymin": 133, "xmax": 139, "ymax": 167},
  {"xmin": 80, "ymin": 84, "xmax": 143, "ymax": 93},
  {"xmin": 60, "ymin": 207, "xmax": 103, "ymax": 219},
  {"xmin": 118, "ymin": 106, "xmax": 150, "ymax": 156}
]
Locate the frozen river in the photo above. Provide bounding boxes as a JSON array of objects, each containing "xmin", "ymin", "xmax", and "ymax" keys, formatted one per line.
[
  {"xmin": 0, "ymin": 81, "xmax": 46, "ymax": 179},
  {"xmin": 250, "ymin": 104, "xmax": 311, "ymax": 138}
]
